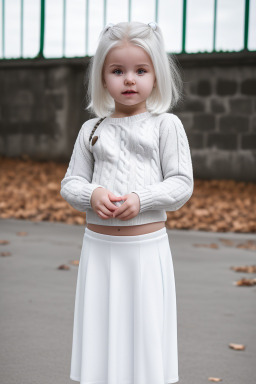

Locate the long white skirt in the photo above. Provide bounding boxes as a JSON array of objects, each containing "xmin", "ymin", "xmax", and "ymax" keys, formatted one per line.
[{"xmin": 70, "ymin": 226, "xmax": 179, "ymax": 384}]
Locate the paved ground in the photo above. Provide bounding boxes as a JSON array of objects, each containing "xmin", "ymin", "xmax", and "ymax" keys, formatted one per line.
[{"xmin": 0, "ymin": 218, "xmax": 255, "ymax": 384}]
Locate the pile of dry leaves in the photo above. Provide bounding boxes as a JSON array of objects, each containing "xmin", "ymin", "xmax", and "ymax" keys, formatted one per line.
[{"xmin": 0, "ymin": 155, "xmax": 256, "ymax": 233}]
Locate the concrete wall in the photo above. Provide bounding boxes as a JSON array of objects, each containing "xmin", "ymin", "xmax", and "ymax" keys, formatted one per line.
[
  {"xmin": 0, "ymin": 59, "xmax": 91, "ymax": 163},
  {"xmin": 0, "ymin": 51, "xmax": 256, "ymax": 181}
]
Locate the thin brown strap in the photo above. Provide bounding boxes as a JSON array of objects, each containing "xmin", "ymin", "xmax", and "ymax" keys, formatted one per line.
[{"xmin": 89, "ymin": 117, "xmax": 106, "ymax": 143}]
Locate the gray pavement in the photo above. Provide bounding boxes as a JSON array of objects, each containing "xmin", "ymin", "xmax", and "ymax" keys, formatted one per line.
[{"xmin": 0, "ymin": 218, "xmax": 255, "ymax": 384}]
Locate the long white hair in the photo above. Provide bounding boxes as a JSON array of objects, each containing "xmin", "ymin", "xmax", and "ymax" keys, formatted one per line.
[{"xmin": 85, "ymin": 21, "xmax": 183, "ymax": 117}]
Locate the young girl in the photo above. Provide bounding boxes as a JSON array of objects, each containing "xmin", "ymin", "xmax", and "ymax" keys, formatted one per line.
[{"xmin": 60, "ymin": 21, "xmax": 193, "ymax": 384}]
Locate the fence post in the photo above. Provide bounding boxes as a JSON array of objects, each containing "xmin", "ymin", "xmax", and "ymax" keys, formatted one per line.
[
  {"xmin": 128, "ymin": 0, "xmax": 131, "ymax": 22},
  {"xmin": 155, "ymin": 0, "xmax": 158, "ymax": 23},
  {"xmin": 85, "ymin": 0, "xmax": 89, "ymax": 56},
  {"xmin": 181, "ymin": 0, "xmax": 187, "ymax": 53},
  {"xmin": 20, "ymin": 0, "xmax": 24, "ymax": 57},
  {"xmin": 244, "ymin": 0, "xmax": 250, "ymax": 51},
  {"xmin": 2, "ymin": 0, "xmax": 5, "ymax": 58},
  {"xmin": 213, "ymin": 0, "xmax": 217, "ymax": 52},
  {"xmin": 62, "ymin": 0, "xmax": 66, "ymax": 57},
  {"xmin": 37, "ymin": 0, "xmax": 45, "ymax": 58},
  {"xmin": 103, "ymin": 0, "xmax": 107, "ymax": 28}
]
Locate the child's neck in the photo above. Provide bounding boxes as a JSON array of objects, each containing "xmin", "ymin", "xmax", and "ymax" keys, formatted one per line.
[{"xmin": 110, "ymin": 107, "xmax": 148, "ymax": 119}]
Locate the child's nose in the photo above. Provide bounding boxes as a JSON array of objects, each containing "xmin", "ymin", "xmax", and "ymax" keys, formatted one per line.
[{"xmin": 124, "ymin": 74, "xmax": 135, "ymax": 85}]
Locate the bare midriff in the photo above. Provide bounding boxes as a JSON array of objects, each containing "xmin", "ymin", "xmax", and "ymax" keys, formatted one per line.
[{"xmin": 87, "ymin": 221, "xmax": 166, "ymax": 236}]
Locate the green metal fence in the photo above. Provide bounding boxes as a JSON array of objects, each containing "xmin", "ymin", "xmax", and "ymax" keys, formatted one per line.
[{"xmin": 0, "ymin": 0, "xmax": 254, "ymax": 59}]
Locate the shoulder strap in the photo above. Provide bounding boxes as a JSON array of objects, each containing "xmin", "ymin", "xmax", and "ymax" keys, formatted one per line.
[{"xmin": 89, "ymin": 117, "xmax": 106, "ymax": 143}]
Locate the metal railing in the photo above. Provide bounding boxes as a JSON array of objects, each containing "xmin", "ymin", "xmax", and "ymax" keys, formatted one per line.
[{"xmin": 0, "ymin": 0, "xmax": 254, "ymax": 59}]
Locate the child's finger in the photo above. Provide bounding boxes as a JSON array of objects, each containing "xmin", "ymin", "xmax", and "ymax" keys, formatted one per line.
[
  {"xmin": 108, "ymin": 192, "xmax": 124, "ymax": 201},
  {"xmin": 100, "ymin": 204, "xmax": 114, "ymax": 216},
  {"xmin": 105, "ymin": 200, "xmax": 122, "ymax": 211},
  {"xmin": 112, "ymin": 203, "xmax": 128, "ymax": 218},
  {"xmin": 118, "ymin": 195, "xmax": 128, "ymax": 200},
  {"xmin": 97, "ymin": 210, "xmax": 111, "ymax": 219}
]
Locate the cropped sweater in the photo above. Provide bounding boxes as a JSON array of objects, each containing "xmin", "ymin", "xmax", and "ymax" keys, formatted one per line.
[{"xmin": 60, "ymin": 111, "xmax": 194, "ymax": 226}]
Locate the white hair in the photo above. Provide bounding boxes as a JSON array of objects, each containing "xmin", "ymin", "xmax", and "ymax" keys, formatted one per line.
[{"xmin": 85, "ymin": 21, "xmax": 183, "ymax": 117}]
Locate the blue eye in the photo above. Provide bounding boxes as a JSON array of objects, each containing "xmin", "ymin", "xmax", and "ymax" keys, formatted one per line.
[
  {"xmin": 113, "ymin": 69, "xmax": 122, "ymax": 75},
  {"xmin": 137, "ymin": 68, "xmax": 147, "ymax": 74}
]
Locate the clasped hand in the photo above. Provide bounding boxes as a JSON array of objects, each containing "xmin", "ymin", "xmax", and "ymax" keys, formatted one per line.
[{"xmin": 90, "ymin": 187, "xmax": 140, "ymax": 221}]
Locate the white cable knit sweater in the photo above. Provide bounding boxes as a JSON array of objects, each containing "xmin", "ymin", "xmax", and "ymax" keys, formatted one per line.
[{"xmin": 60, "ymin": 111, "xmax": 194, "ymax": 226}]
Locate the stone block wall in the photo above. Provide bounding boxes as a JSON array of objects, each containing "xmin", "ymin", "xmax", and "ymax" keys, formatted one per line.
[
  {"xmin": 0, "ymin": 60, "xmax": 92, "ymax": 162},
  {"xmin": 0, "ymin": 51, "xmax": 256, "ymax": 181},
  {"xmin": 172, "ymin": 51, "xmax": 256, "ymax": 181}
]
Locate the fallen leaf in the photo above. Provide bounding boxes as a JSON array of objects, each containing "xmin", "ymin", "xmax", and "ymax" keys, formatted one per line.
[
  {"xmin": 236, "ymin": 240, "xmax": 256, "ymax": 250},
  {"xmin": 47, "ymin": 182, "xmax": 59, "ymax": 191},
  {"xmin": 0, "ymin": 240, "xmax": 9, "ymax": 245},
  {"xmin": 230, "ymin": 265, "xmax": 256, "ymax": 273},
  {"xmin": 58, "ymin": 264, "xmax": 70, "ymax": 270},
  {"xmin": 228, "ymin": 343, "xmax": 245, "ymax": 350},
  {"xmin": 219, "ymin": 239, "xmax": 235, "ymax": 246},
  {"xmin": 193, "ymin": 243, "xmax": 219, "ymax": 249},
  {"xmin": 234, "ymin": 277, "xmax": 256, "ymax": 286},
  {"xmin": 16, "ymin": 231, "xmax": 28, "ymax": 236},
  {"xmin": 0, "ymin": 252, "xmax": 12, "ymax": 257},
  {"xmin": 208, "ymin": 378, "xmax": 222, "ymax": 382}
]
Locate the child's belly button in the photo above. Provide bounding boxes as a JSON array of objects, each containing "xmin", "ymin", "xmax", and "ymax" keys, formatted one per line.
[{"xmin": 86, "ymin": 222, "xmax": 165, "ymax": 236}]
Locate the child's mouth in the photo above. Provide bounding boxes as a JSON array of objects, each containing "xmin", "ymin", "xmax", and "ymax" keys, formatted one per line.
[{"xmin": 122, "ymin": 91, "xmax": 137, "ymax": 95}]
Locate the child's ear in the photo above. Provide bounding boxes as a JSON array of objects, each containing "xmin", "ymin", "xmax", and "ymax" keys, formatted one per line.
[{"xmin": 153, "ymin": 78, "xmax": 157, "ymax": 88}]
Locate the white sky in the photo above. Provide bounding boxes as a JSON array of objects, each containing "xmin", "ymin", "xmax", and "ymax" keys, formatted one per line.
[{"xmin": 1, "ymin": 0, "xmax": 256, "ymax": 59}]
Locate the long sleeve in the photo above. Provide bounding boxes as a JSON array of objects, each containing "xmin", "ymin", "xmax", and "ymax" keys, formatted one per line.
[
  {"xmin": 60, "ymin": 122, "xmax": 105, "ymax": 212},
  {"xmin": 131, "ymin": 114, "xmax": 194, "ymax": 213}
]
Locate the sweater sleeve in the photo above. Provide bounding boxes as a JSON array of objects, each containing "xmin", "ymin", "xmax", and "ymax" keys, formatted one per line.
[
  {"xmin": 60, "ymin": 122, "xmax": 105, "ymax": 212},
  {"xmin": 131, "ymin": 114, "xmax": 194, "ymax": 213}
]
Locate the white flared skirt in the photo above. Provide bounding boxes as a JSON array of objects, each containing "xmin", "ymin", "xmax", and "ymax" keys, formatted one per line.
[{"xmin": 70, "ymin": 226, "xmax": 179, "ymax": 384}]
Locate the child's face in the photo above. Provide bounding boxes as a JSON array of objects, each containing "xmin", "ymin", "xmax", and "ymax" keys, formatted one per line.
[{"xmin": 102, "ymin": 42, "xmax": 156, "ymax": 114}]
